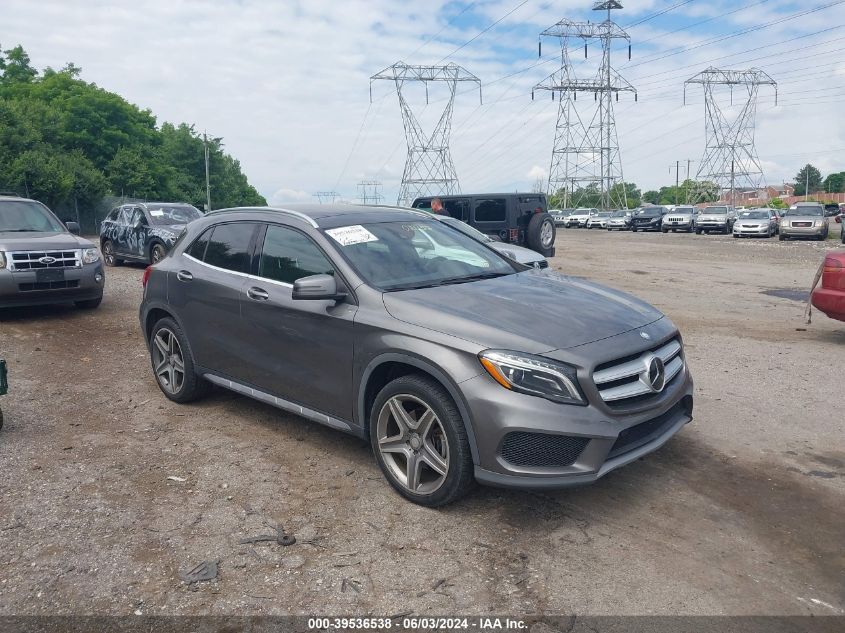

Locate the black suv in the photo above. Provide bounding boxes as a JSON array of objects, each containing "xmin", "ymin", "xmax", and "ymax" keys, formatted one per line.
[
  {"xmin": 411, "ymin": 194, "xmax": 556, "ymax": 256},
  {"xmin": 630, "ymin": 207, "xmax": 667, "ymax": 232},
  {"xmin": 100, "ymin": 202, "xmax": 202, "ymax": 266}
]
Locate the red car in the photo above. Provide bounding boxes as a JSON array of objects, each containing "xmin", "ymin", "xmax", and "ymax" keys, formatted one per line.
[{"xmin": 811, "ymin": 251, "xmax": 845, "ymax": 321}]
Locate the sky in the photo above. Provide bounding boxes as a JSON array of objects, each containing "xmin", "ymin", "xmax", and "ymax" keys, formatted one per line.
[{"xmin": 3, "ymin": 0, "xmax": 845, "ymax": 205}]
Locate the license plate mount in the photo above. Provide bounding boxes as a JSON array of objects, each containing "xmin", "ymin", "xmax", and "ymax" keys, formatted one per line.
[{"xmin": 35, "ymin": 268, "xmax": 65, "ymax": 283}]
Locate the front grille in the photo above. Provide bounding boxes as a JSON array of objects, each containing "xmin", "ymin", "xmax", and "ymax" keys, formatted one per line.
[
  {"xmin": 500, "ymin": 432, "xmax": 589, "ymax": 468},
  {"xmin": 792, "ymin": 221, "xmax": 812, "ymax": 227},
  {"xmin": 18, "ymin": 280, "xmax": 80, "ymax": 292},
  {"xmin": 607, "ymin": 402, "xmax": 686, "ymax": 459},
  {"xmin": 592, "ymin": 338, "xmax": 684, "ymax": 409},
  {"xmin": 9, "ymin": 250, "xmax": 80, "ymax": 271},
  {"xmin": 667, "ymin": 217, "xmax": 688, "ymax": 223}
]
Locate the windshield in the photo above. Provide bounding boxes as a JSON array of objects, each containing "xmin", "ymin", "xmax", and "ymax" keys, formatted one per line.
[
  {"xmin": 740, "ymin": 211, "xmax": 768, "ymax": 219},
  {"xmin": 324, "ymin": 220, "xmax": 516, "ymax": 291},
  {"xmin": 638, "ymin": 209, "xmax": 661, "ymax": 217},
  {"xmin": 438, "ymin": 216, "xmax": 493, "ymax": 243},
  {"xmin": 597, "ymin": 212, "xmax": 612, "ymax": 218},
  {"xmin": 784, "ymin": 206, "xmax": 823, "ymax": 217},
  {"xmin": 611, "ymin": 211, "xmax": 627, "ymax": 217},
  {"xmin": 146, "ymin": 204, "xmax": 202, "ymax": 226},
  {"xmin": 703, "ymin": 207, "xmax": 728, "ymax": 214},
  {"xmin": 0, "ymin": 200, "xmax": 66, "ymax": 233},
  {"xmin": 674, "ymin": 207, "xmax": 694, "ymax": 214}
]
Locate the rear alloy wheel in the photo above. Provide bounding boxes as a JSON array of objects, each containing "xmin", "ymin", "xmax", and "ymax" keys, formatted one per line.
[
  {"xmin": 102, "ymin": 240, "xmax": 121, "ymax": 267},
  {"xmin": 149, "ymin": 318, "xmax": 209, "ymax": 403},
  {"xmin": 371, "ymin": 374, "xmax": 474, "ymax": 507},
  {"xmin": 150, "ymin": 243, "xmax": 166, "ymax": 265}
]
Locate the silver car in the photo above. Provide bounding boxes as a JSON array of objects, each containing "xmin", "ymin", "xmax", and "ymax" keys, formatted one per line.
[
  {"xmin": 733, "ymin": 209, "xmax": 778, "ymax": 238},
  {"xmin": 606, "ymin": 210, "xmax": 630, "ymax": 231},
  {"xmin": 779, "ymin": 203, "xmax": 829, "ymax": 241},
  {"xmin": 437, "ymin": 215, "xmax": 548, "ymax": 269},
  {"xmin": 662, "ymin": 206, "xmax": 696, "ymax": 233}
]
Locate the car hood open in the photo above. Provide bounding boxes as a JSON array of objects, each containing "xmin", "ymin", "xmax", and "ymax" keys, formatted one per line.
[
  {"xmin": 383, "ymin": 269, "xmax": 663, "ymax": 354},
  {"xmin": 0, "ymin": 231, "xmax": 94, "ymax": 251}
]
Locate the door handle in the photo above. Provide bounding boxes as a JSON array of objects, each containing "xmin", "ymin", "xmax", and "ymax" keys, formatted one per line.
[
  {"xmin": 247, "ymin": 286, "xmax": 269, "ymax": 301},
  {"xmin": 176, "ymin": 270, "xmax": 193, "ymax": 282}
]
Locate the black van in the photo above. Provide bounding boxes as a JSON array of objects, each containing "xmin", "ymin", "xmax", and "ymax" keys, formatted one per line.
[{"xmin": 411, "ymin": 193, "xmax": 556, "ymax": 256}]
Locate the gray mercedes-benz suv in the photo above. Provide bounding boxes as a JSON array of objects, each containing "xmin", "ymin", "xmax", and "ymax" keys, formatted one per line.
[
  {"xmin": 140, "ymin": 205, "xmax": 693, "ymax": 506},
  {"xmin": 1, "ymin": 196, "xmax": 105, "ymax": 309}
]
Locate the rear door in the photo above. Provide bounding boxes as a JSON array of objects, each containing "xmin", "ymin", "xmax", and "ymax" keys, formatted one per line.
[
  {"xmin": 471, "ymin": 196, "xmax": 508, "ymax": 239},
  {"xmin": 443, "ymin": 198, "xmax": 470, "ymax": 222},
  {"xmin": 239, "ymin": 223, "xmax": 357, "ymax": 421},
  {"xmin": 170, "ymin": 221, "xmax": 260, "ymax": 374},
  {"xmin": 113, "ymin": 206, "xmax": 134, "ymax": 256}
]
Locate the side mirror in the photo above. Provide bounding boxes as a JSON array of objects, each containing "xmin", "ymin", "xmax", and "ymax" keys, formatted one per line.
[
  {"xmin": 292, "ymin": 273, "xmax": 346, "ymax": 302},
  {"xmin": 66, "ymin": 221, "xmax": 80, "ymax": 235}
]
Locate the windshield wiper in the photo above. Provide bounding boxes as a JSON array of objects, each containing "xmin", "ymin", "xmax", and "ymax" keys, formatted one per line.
[
  {"xmin": 0, "ymin": 228, "xmax": 42, "ymax": 232},
  {"xmin": 438, "ymin": 271, "xmax": 511, "ymax": 286}
]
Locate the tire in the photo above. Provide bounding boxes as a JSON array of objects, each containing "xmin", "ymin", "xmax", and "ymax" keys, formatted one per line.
[
  {"xmin": 779, "ymin": 233, "xmax": 786, "ymax": 241},
  {"xmin": 733, "ymin": 233, "xmax": 739, "ymax": 239},
  {"xmin": 661, "ymin": 228, "xmax": 668, "ymax": 233},
  {"xmin": 0, "ymin": 406, "xmax": 3, "ymax": 431},
  {"xmin": 75, "ymin": 296, "xmax": 102, "ymax": 309},
  {"xmin": 370, "ymin": 374, "xmax": 474, "ymax": 507},
  {"xmin": 527, "ymin": 213, "xmax": 556, "ymax": 256},
  {"xmin": 148, "ymin": 317, "xmax": 209, "ymax": 404},
  {"xmin": 101, "ymin": 240, "xmax": 121, "ymax": 267},
  {"xmin": 149, "ymin": 242, "xmax": 167, "ymax": 265},
  {"xmin": 632, "ymin": 228, "xmax": 638, "ymax": 232}
]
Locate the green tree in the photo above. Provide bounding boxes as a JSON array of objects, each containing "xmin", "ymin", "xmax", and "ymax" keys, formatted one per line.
[
  {"xmin": 793, "ymin": 164, "xmax": 822, "ymax": 197},
  {"xmin": 0, "ymin": 45, "xmax": 38, "ymax": 85},
  {"xmin": 822, "ymin": 171, "xmax": 845, "ymax": 194},
  {"xmin": 642, "ymin": 190, "xmax": 660, "ymax": 204}
]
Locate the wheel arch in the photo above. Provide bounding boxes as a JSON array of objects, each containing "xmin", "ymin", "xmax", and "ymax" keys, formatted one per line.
[
  {"xmin": 147, "ymin": 238, "xmax": 166, "ymax": 262},
  {"xmin": 358, "ymin": 353, "xmax": 481, "ymax": 464}
]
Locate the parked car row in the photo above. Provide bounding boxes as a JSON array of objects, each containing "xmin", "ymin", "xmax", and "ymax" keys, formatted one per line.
[{"xmin": 555, "ymin": 201, "xmax": 843, "ymax": 243}]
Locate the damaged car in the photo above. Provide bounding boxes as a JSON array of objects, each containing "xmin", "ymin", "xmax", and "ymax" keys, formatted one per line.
[{"xmin": 100, "ymin": 202, "xmax": 202, "ymax": 266}]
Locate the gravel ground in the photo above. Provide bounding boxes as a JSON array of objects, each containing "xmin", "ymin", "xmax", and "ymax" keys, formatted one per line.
[{"xmin": 0, "ymin": 230, "xmax": 842, "ymax": 617}]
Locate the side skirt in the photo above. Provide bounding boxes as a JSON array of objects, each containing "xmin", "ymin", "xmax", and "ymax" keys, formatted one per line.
[{"xmin": 202, "ymin": 373, "xmax": 355, "ymax": 434}]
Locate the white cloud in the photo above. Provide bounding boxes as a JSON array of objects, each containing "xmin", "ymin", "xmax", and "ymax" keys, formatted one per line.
[
  {"xmin": 2, "ymin": 0, "xmax": 843, "ymax": 204},
  {"xmin": 527, "ymin": 164, "xmax": 546, "ymax": 180},
  {"xmin": 270, "ymin": 188, "xmax": 312, "ymax": 205}
]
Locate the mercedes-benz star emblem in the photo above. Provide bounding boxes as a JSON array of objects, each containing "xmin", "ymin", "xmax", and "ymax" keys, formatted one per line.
[
  {"xmin": 639, "ymin": 331, "xmax": 651, "ymax": 340},
  {"xmin": 645, "ymin": 355, "xmax": 666, "ymax": 392}
]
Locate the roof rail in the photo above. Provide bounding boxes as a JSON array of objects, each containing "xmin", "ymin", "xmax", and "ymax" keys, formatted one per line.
[
  {"xmin": 346, "ymin": 203, "xmax": 432, "ymax": 218},
  {"xmin": 206, "ymin": 206, "xmax": 319, "ymax": 228}
]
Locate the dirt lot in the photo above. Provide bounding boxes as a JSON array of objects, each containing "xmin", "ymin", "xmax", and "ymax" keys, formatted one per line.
[{"xmin": 0, "ymin": 230, "xmax": 843, "ymax": 617}]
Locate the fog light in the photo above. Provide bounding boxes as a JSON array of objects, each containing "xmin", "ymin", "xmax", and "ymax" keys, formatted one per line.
[{"xmin": 95, "ymin": 273, "xmax": 104, "ymax": 284}]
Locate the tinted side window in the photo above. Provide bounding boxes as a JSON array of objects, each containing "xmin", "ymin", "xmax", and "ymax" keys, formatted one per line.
[
  {"xmin": 186, "ymin": 228, "xmax": 212, "ymax": 260},
  {"xmin": 444, "ymin": 199, "xmax": 469, "ymax": 221},
  {"xmin": 107, "ymin": 208, "xmax": 120, "ymax": 221},
  {"xmin": 475, "ymin": 198, "xmax": 506, "ymax": 222},
  {"xmin": 117, "ymin": 207, "xmax": 133, "ymax": 225},
  {"xmin": 129, "ymin": 208, "xmax": 146, "ymax": 226},
  {"xmin": 413, "ymin": 199, "xmax": 432, "ymax": 210},
  {"xmin": 259, "ymin": 225, "xmax": 334, "ymax": 284},
  {"xmin": 204, "ymin": 223, "xmax": 256, "ymax": 273}
]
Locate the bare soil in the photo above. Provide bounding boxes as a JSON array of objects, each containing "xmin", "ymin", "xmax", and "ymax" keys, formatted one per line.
[{"xmin": 0, "ymin": 230, "xmax": 843, "ymax": 616}]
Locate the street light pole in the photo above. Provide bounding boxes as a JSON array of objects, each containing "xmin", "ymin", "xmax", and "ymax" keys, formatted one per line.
[{"xmin": 204, "ymin": 131, "xmax": 212, "ymax": 212}]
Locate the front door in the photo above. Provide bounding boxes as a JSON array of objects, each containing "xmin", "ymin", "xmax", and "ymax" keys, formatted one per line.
[{"xmin": 239, "ymin": 223, "xmax": 357, "ymax": 422}]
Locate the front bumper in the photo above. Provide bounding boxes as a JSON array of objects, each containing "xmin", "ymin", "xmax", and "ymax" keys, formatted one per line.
[
  {"xmin": 697, "ymin": 221, "xmax": 729, "ymax": 231},
  {"xmin": 664, "ymin": 220, "xmax": 693, "ymax": 230},
  {"xmin": 781, "ymin": 224, "xmax": 825, "ymax": 238},
  {"xmin": 0, "ymin": 263, "xmax": 105, "ymax": 308},
  {"xmin": 631, "ymin": 222, "xmax": 661, "ymax": 231},
  {"xmin": 463, "ymin": 328, "xmax": 694, "ymax": 489},
  {"xmin": 733, "ymin": 225, "xmax": 770, "ymax": 236}
]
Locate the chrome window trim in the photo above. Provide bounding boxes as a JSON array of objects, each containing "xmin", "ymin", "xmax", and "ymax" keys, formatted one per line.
[{"xmin": 183, "ymin": 253, "xmax": 294, "ymax": 288}]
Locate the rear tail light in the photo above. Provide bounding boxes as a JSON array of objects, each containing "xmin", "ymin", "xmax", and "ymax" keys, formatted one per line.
[
  {"xmin": 142, "ymin": 266, "xmax": 152, "ymax": 288},
  {"xmin": 823, "ymin": 257, "xmax": 843, "ymax": 274}
]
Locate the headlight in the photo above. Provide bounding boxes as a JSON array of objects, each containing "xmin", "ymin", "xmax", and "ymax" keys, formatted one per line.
[
  {"xmin": 815, "ymin": 219, "xmax": 823, "ymax": 227},
  {"xmin": 479, "ymin": 350, "xmax": 585, "ymax": 405},
  {"xmin": 0, "ymin": 251, "xmax": 6, "ymax": 270},
  {"xmin": 81, "ymin": 248, "xmax": 100, "ymax": 264}
]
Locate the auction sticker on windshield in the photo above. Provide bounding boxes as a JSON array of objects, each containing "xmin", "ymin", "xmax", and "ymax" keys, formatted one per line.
[{"xmin": 326, "ymin": 225, "xmax": 379, "ymax": 246}]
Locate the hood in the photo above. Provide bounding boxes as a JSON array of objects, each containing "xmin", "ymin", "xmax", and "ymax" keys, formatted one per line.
[
  {"xmin": 382, "ymin": 270, "xmax": 663, "ymax": 354},
  {"xmin": 0, "ymin": 231, "xmax": 94, "ymax": 251},
  {"xmin": 699, "ymin": 214, "xmax": 727, "ymax": 221},
  {"xmin": 489, "ymin": 242, "xmax": 544, "ymax": 265}
]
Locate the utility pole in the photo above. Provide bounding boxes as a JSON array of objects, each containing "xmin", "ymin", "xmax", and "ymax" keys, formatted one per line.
[
  {"xmin": 675, "ymin": 160, "xmax": 679, "ymax": 205},
  {"xmin": 805, "ymin": 167, "xmax": 809, "ymax": 201},
  {"xmin": 357, "ymin": 180, "xmax": 384, "ymax": 205},
  {"xmin": 313, "ymin": 191, "xmax": 341, "ymax": 204},
  {"xmin": 685, "ymin": 68, "xmax": 777, "ymax": 204},
  {"xmin": 371, "ymin": 62, "xmax": 481, "ymax": 206},
  {"xmin": 203, "ymin": 131, "xmax": 212, "ymax": 212}
]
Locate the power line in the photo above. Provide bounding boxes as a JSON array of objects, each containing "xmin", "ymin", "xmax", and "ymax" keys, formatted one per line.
[{"xmin": 435, "ymin": 0, "xmax": 530, "ymax": 64}]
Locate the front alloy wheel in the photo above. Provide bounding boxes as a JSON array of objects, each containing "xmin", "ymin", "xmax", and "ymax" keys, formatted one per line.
[
  {"xmin": 370, "ymin": 375, "xmax": 473, "ymax": 506},
  {"xmin": 151, "ymin": 243, "xmax": 166, "ymax": 264},
  {"xmin": 376, "ymin": 394, "xmax": 449, "ymax": 495}
]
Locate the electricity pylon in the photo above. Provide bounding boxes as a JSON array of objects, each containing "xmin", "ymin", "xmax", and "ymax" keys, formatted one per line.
[
  {"xmin": 534, "ymin": 1, "xmax": 636, "ymax": 210},
  {"xmin": 313, "ymin": 191, "xmax": 340, "ymax": 204},
  {"xmin": 684, "ymin": 67, "xmax": 777, "ymax": 205},
  {"xmin": 371, "ymin": 62, "xmax": 481, "ymax": 206},
  {"xmin": 357, "ymin": 180, "xmax": 384, "ymax": 205}
]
